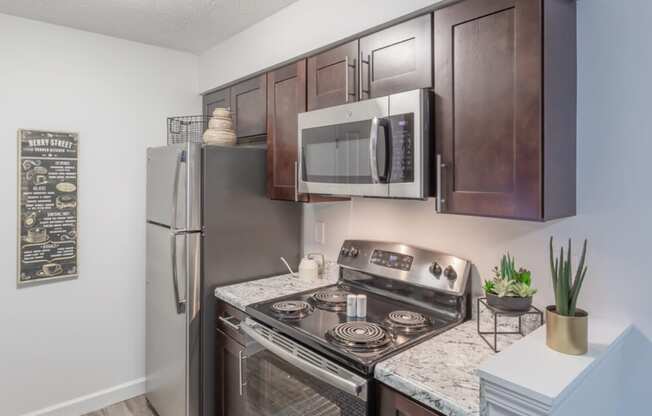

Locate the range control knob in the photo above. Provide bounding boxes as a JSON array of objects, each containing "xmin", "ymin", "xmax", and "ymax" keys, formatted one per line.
[
  {"xmin": 349, "ymin": 247, "xmax": 359, "ymax": 257},
  {"xmin": 429, "ymin": 262, "xmax": 443, "ymax": 278},
  {"xmin": 443, "ymin": 265, "xmax": 458, "ymax": 281},
  {"xmin": 340, "ymin": 247, "xmax": 350, "ymax": 257}
]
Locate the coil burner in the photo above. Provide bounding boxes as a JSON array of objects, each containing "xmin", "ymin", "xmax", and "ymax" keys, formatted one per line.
[
  {"xmin": 271, "ymin": 301, "xmax": 313, "ymax": 320},
  {"xmin": 327, "ymin": 322, "xmax": 392, "ymax": 351},
  {"xmin": 385, "ymin": 310, "xmax": 432, "ymax": 333},
  {"xmin": 312, "ymin": 289, "xmax": 349, "ymax": 311}
]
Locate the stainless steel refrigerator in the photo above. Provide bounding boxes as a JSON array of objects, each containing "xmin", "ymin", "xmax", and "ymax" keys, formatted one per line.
[{"xmin": 146, "ymin": 143, "xmax": 301, "ymax": 416}]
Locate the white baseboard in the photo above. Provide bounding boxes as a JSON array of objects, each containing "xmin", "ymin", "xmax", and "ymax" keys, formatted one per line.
[{"xmin": 20, "ymin": 377, "xmax": 146, "ymax": 416}]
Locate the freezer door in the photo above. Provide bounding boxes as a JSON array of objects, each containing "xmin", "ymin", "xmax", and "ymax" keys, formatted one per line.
[
  {"xmin": 146, "ymin": 223, "xmax": 188, "ymax": 416},
  {"xmin": 146, "ymin": 143, "xmax": 201, "ymax": 231}
]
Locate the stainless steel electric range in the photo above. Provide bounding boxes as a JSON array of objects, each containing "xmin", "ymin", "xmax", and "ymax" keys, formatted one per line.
[{"xmin": 240, "ymin": 240, "xmax": 471, "ymax": 416}]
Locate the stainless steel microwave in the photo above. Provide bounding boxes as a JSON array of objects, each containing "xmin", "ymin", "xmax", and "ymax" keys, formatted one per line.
[{"xmin": 298, "ymin": 89, "xmax": 431, "ymax": 199}]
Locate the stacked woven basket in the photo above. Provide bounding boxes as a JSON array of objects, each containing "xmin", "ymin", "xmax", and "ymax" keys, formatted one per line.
[{"xmin": 203, "ymin": 108, "xmax": 237, "ymax": 145}]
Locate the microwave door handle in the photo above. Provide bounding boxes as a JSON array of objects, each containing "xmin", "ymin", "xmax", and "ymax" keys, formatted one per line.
[
  {"xmin": 369, "ymin": 117, "xmax": 380, "ymax": 183},
  {"xmin": 381, "ymin": 119, "xmax": 392, "ymax": 182}
]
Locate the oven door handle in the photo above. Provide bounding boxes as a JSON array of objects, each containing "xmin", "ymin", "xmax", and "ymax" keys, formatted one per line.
[{"xmin": 241, "ymin": 319, "xmax": 368, "ymax": 401}]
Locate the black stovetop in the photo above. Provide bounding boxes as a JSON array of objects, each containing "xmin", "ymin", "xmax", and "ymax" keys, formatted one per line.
[{"xmin": 246, "ymin": 281, "xmax": 461, "ymax": 376}]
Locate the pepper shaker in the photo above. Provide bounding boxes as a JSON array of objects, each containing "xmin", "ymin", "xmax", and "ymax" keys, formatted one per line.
[
  {"xmin": 346, "ymin": 294, "xmax": 357, "ymax": 318},
  {"xmin": 356, "ymin": 294, "xmax": 367, "ymax": 319}
]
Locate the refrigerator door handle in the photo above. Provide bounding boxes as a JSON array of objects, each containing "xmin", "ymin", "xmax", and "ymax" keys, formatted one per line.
[
  {"xmin": 171, "ymin": 150, "xmax": 185, "ymax": 232},
  {"xmin": 170, "ymin": 232, "xmax": 186, "ymax": 312}
]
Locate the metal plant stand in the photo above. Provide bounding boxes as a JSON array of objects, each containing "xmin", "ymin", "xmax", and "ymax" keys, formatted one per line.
[{"xmin": 477, "ymin": 297, "xmax": 544, "ymax": 352}]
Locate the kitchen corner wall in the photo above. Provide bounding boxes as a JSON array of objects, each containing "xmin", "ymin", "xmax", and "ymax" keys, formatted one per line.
[
  {"xmin": 0, "ymin": 13, "xmax": 200, "ymax": 416},
  {"xmin": 307, "ymin": 1, "xmax": 652, "ymax": 411},
  {"xmin": 200, "ymin": 0, "xmax": 652, "ymax": 412}
]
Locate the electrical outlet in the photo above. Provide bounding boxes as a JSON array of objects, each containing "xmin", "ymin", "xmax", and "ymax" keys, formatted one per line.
[{"xmin": 314, "ymin": 221, "xmax": 326, "ymax": 244}]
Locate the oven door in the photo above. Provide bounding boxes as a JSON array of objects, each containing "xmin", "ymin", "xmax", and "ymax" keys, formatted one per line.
[
  {"xmin": 298, "ymin": 96, "xmax": 390, "ymax": 197},
  {"xmin": 241, "ymin": 319, "xmax": 369, "ymax": 416}
]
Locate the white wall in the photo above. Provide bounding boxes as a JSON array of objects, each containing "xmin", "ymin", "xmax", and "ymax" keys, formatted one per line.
[
  {"xmin": 0, "ymin": 14, "xmax": 200, "ymax": 416},
  {"xmin": 200, "ymin": 0, "xmax": 652, "ymax": 412}
]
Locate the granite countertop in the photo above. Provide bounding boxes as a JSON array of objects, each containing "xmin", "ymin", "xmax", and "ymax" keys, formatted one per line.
[
  {"xmin": 214, "ymin": 272, "xmax": 338, "ymax": 311},
  {"xmin": 375, "ymin": 308, "xmax": 543, "ymax": 416}
]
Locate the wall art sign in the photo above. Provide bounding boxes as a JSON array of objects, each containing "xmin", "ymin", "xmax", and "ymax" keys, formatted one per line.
[{"xmin": 17, "ymin": 129, "xmax": 78, "ymax": 285}]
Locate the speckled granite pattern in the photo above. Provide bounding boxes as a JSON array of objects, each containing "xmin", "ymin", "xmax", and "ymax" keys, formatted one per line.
[
  {"xmin": 214, "ymin": 272, "xmax": 338, "ymax": 311},
  {"xmin": 375, "ymin": 321, "xmax": 523, "ymax": 416}
]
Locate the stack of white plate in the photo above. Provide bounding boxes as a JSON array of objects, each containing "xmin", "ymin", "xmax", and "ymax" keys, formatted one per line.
[{"xmin": 203, "ymin": 108, "xmax": 237, "ymax": 145}]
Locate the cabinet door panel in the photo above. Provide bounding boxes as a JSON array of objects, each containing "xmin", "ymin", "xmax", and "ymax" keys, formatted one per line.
[
  {"xmin": 203, "ymin": 88, "xmax": 231, "ymax": 117},
  {"xmin": 230, "ymin": 74, "xmax": 267, "ymax": 138},
  {"xmin": 360, "ymin": 14, "xmax": 432, "ymax": 99},
  {"xmin": 377, "ymin": 383, "xmax": 443, "ymax": 416},
  {"xmin": 267, "ymin": 61, "xmax": 308, "ymax": 201},
  {"xmin": 215, "ymin": 330, "xmax": 248, "ymax": 416},
  {"xmin": 307, "ymin": 40, "xmax": 358, "ymax": 110},
  {"xmin": 435, "ymin": 0, "xmax": 542, "ymax": 219}
]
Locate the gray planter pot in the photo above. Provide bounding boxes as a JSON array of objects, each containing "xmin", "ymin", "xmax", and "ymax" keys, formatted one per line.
[{"xmin": 486, "ymin": 293, "xmax": 532, "ymax": 312}]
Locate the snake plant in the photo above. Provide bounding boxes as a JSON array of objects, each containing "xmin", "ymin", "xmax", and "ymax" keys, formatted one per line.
[{"xmin": 549, "ymin": 237, "xmax": 588, "ymax": 316}]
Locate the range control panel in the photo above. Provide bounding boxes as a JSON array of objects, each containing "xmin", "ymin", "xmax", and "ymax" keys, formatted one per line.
[
  {"xmin": 337, "ymin": 239, "xmax": 471, "ymax": 296},
  {"xmin": 370, "ymin": 249, "xmax": 414, "ymax": 271}
]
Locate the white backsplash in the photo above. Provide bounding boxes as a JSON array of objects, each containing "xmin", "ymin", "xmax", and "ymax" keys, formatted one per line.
[{"xmin": 303, "ymin": 193, "xmax": 647, "ymax": 335}]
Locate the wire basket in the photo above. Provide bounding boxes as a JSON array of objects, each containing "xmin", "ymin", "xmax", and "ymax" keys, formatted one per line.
[{"xmin": 167, "ymin": 116, "xmax": 208, "ymax": 145}]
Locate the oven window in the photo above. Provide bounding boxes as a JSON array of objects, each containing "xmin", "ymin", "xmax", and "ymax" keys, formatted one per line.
[
  {"xmin": 301, "ymin": 120, "xmax": 386, "ymax": 184},
  {"xmin": 244, "ymin": 349, "xmax": 367, "ymax": 416}
]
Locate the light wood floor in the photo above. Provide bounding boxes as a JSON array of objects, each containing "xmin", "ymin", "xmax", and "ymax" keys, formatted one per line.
[{"xmin": 83, "ymin": 395, "xmax": 157, "ymax": 416}]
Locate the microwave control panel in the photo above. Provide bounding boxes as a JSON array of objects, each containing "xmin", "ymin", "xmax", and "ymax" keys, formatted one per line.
[
  {"xmin": 370, "ymin": 249, "xmax": 414, "ymax": 271},
  {"xmin": 389, "ymin": 113, "xmax": 414, "ymax": 183}
]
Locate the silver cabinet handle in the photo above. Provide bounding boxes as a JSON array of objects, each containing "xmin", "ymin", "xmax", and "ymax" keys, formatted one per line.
[
  {"xmin": 358, "ymin": 52, "xmax": 363, "ymax": 100},
  {"xmin": 238, "ymin": 350, "xmax": 247, "ymax": 396},
  {"xmin": 170, "ymin": 233, "xmax": 186, "ymax": 312},
  {"xmin": 344, "ymin": 56, "xmax": 357, "ymax": 103},
  {"xmin": 359, "ymin": 54, "xmax": 372, "ymax": 99},
  {"xmin": 368, "ymin": 53, "xmax": 373, "ymax": 98},
  {"xmin": 218, "ymin": 315, "xmax": 241, "ymax": 331},
  {"xmin": 352, "ymin": 58, "xmax": 358, "ymax": 101},
  {"xmin": 436, "ymin": 154, "xmax": 447, "ymax": 212},
  {"xmin": 344, "ymin": 55, "xmax": 349, "ymax": 103},
  {"xmin": 294, "ymin": 160, "xmax": 300, "ymax": 202}
]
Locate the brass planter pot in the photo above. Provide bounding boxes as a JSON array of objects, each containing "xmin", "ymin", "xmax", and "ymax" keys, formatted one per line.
[{"xmin": 546, "ymin": 306, "xmax": 588, "ymax": 355}]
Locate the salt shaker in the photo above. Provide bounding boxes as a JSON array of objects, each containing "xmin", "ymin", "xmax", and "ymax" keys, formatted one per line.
[
  {"xmin": 346, "ymin": 294, "xmax": 358, "ymax": 318},
  {"xmin": 356, "ymin": 294, "xmax": 367, "ymax": 319}
]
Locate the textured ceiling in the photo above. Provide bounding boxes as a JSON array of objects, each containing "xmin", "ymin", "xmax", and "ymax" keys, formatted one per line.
[{"xmin": 0, "ymin": 0, "xmax": 299, "ymax": 53}]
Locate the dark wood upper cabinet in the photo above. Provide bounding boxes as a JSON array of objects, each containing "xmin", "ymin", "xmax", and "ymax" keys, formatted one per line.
[
  {"xmin": 434, "ymin": 0, "xmax": 576, "ymax": 220},
  {"xmin": 377, "ymin": 383, "xmax": 444, "ymax": 416},
  {"xmin": 307, "ymin": 40, "xmax": 359, "ymax": 111},
  {"xmin": 215, "ymin": 329, "xmax": 248, "ymax": 416},
  {"xmin": 360, "ymin": 14, "xmax": 432, "ymax": 99},
  {"xmin": 266, "ymin": 60, "xmax": 308, "ymax": 201},
  {"xmin": 230, "ymin": 74, "xmax": 267, "ymax": 138},
  {"xmin": 203, "ymin": 88, "xmax": 231, "ymax": 118}
]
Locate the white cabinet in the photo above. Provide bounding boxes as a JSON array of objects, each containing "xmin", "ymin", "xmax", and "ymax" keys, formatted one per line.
[{"xmin": 478, "ymin": 322, "xmax": 631, "ymax": 416}]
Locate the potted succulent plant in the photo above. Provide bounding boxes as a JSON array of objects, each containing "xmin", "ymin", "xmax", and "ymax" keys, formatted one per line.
[
  {"xmin": 547, "ymin": 237, "xmax": 589, "ymax": 355},
  {"xmin": 483, "ymin": 253, "xmax": 537, "ymax": 312}
]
